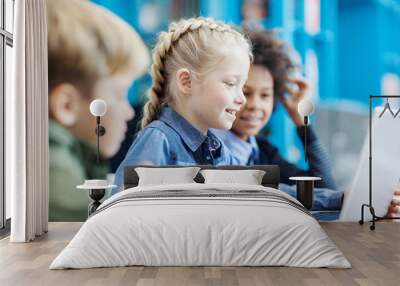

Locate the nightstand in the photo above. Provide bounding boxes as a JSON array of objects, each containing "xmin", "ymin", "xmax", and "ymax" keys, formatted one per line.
[
  {"xmin": 289, "ymin": 176, "xmax": 322, "ymax": 210},
  {"xmin": 77, "ymin": 180, "xmax": 116, "ymax": 216}
]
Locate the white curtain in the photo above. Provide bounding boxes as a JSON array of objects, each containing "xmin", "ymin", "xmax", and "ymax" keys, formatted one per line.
[{"xmin": 7, "ymin": 0, "xmax": 49, "ymax": 242}]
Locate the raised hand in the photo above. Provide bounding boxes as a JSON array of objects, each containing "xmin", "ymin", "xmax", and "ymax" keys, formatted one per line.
[
  {"xmin": 281, "ymin": 78, "xmax": 309, "ymax": 127},
  {"xmin": 385, "ymin": 191, "xmax": 400, "ymax": 218}
]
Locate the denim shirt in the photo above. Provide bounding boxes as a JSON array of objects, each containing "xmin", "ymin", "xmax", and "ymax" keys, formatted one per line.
[
  {"xmin": 210, "ymin": 129, "xmax": 259, "ymax": 165},
  {"xmin": 113, "ymin": 107, "xmax": 240, "ymax": 192}
]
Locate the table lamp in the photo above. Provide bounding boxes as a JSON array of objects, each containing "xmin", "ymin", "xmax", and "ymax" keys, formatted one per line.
[
  {"xmin": 297, "ymin": 98, "xmax": 315, "ymax": 162},
  {"xmin": 290, "ymin": 99, "xmax": 319, "ymax": 210},
  {"xmin": 89, "ymin": 99, "xmax": 107, "ymax": 163}
]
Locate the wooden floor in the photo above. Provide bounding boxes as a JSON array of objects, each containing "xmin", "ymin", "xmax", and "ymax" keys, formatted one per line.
[{"xmin": 0, "ymin": 222, "xmax": 399, "ymax": 286}]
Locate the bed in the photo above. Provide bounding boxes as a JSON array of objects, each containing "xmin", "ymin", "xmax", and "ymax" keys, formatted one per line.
[{"xmin": 50, "ymin": 165, "xmax": 350, "ymax": 269}]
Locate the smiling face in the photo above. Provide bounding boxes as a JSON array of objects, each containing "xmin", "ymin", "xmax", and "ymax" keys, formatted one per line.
[
  {"xmin": 232, "ymin": 64, "xmax": 274, "ymax": 141},
  {"xmin": 183, "ymin": 47, "xmax": 250, "ymax": 133}
]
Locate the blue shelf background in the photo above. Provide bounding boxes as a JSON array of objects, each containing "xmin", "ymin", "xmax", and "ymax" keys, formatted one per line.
[{"xmin": 90, "ymin": 0, "xmax": 400, "ymax": 187}]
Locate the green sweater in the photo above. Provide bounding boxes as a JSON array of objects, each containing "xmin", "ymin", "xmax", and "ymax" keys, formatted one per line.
[{"xmin": 49, "ymin": 120, "xmax": 109, "ymax": 221}]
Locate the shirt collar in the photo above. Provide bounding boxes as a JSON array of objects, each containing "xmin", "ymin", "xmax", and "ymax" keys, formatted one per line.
[
  {"xmin": 248, "ymin": 135, "xmax": 260, "ymax": 160},
  {"xmin": 49, "ymin": 120, "xmax": 109, "ymax": 177},
  {"xmin": 49, "ymin": 119, "xmax": 77, "ymax": 148},
  {"xmin": 159, "ymin": 107, "xmax": 215, "ymax": 152},
  {"xmin": 211, "ymin": 129, "xmax": 254, "ymax": 164}
]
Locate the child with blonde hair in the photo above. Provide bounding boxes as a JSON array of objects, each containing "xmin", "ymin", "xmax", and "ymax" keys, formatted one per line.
[
  {"xmin": 113, "ymin": 17, "xmax": 252, "ymax": 191},
  {"xmin": 47, "ymin": 0, "xmax": 149, "ymax": 221}
]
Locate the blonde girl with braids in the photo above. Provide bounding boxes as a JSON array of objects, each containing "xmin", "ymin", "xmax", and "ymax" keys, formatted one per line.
[{"xmin": 113, "ymin": 17, "xmax": 252, "ymax": 192}]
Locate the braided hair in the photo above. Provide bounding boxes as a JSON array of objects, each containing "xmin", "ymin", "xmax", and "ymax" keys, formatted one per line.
[{"xmin": 141, "ymin": 17, "xmax": 252, "ymax": 129}]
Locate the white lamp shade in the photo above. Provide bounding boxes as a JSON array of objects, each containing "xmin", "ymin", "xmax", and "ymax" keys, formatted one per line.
[
  {"xmin": 297, "ymin": 99, "xmax": 315, "ymax": 116},
  {"xmin": 90, "ymin": 99, "xmax": 107, "ymax": 117}
]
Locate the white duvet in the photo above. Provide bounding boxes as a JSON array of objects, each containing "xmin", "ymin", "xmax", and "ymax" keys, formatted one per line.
[{"xmin": 50, "ymin": 183, "xmax": 350, "ymax": 269}]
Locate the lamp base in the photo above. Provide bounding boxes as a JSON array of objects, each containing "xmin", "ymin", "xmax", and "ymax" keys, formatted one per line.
[
  {"xmin": 88, "ymin": 189, "xmax": 105, "ymax": 216},
  {"xmin": 289, "ymin": 176, "xmax": 321, "ymax": 210},
  {"xmin": 296, "ymin": 180, "xmax": 314, "ymax": 210}
]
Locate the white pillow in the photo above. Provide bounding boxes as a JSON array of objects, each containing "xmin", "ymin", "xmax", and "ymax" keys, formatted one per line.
[
  {"xmin": 135, "ymin": 167, "xmax": 200, "ymax": 186},
  {"xmin": 200, "ymin": 169, "xmax": 266, "ymax": 185}
]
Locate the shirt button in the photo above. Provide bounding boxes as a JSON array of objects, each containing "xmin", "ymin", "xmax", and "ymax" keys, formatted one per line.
[{"xmin": 206, "ymin": 156, "xmax": 211, "ymax": 160}]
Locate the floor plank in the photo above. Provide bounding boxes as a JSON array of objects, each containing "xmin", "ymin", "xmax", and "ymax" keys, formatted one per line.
[{"xmin": 0, "ymin": 222, "xmax": 399, "ymax": 286}]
